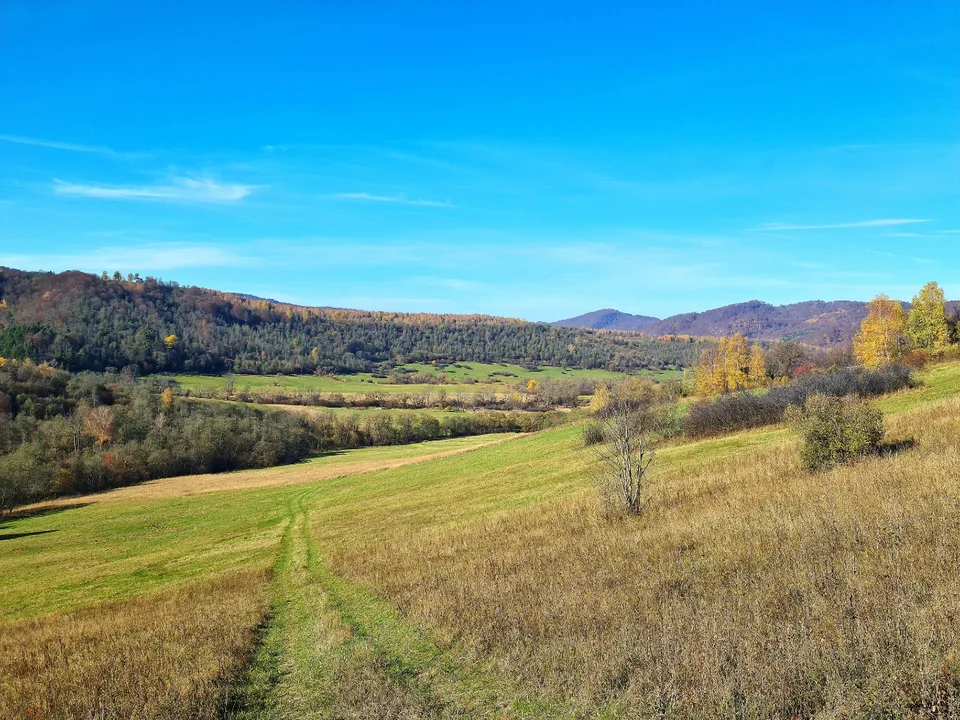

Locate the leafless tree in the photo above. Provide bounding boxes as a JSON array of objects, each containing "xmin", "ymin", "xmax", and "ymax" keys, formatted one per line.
[{"xmin": 591, "ymin": 383, "xmax": 677, "ymax": 516}]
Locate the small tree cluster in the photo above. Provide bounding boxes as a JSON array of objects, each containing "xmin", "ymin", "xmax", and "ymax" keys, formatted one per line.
[
  {"xmin": 786, "ymin": 395, "xmax": 883, "ymax": 472},
  {"xmin": 694, "ymin": 333, "xmax": 766, "ymax": 396},
  {"xmin": 854, "ymin": 282, "xmax": 957, "ymax": 369}
]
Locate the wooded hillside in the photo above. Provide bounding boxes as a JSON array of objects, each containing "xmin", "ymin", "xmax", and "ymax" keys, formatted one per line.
[{"xmin": 0, "ymin": 268, "xmax": 703, "ymax": 374}]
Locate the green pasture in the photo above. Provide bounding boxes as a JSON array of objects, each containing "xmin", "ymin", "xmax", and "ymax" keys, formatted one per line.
[
  {"xmin": 3, "ymin": 361, "xmax": 958, "ymax": 716},
  {"xmin": 168, "ymin": 362, "xmax": 681, "ymax": 397}
]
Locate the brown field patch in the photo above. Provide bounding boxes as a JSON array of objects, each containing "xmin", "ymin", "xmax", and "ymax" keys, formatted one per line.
[
  {"xmin": 0, "ymin": 569, "xmax": 270, "ymax": 720},
  {"xmin": 333, "ymin": 398, "xmax": 960, "ymax": 716}
]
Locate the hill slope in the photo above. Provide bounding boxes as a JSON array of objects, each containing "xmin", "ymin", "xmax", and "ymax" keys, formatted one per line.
[
  {"xmin": 0, "ymin": 267, "xmax": 702, "ymax": 374},
  {"xmin": 553, "ymin": 309, "xmax": 660, "ymax": 332},
  {"xmin": 558, "ymin": 298, "xmax": 959, "ymax": 346},
  {"xmin": 4, "ymin": 363, "xmax": 960, "ymax": 717}
]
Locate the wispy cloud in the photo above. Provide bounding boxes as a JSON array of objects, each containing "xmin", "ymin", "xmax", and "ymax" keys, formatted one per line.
[
  {"xmin": 752, "ymin": 218, "xmax": 932, "ymax": 231},
  {"xmin": 53, "ymin": 177, "xmax": 257, "ymax": 203},
  {"xmin": 0, "ymin": 132, "xmax": 145, "ymax": 159},
  {"xmin": 327, "ymin": 192, "xmax": 454, "ymax": 208},
  {"xmin": 0, "ymin": 242, "xmax": 257, "ymax": 272},
  {"xmin": 880, "ymin": 232, "xmax": 924, "ymax": 238}
]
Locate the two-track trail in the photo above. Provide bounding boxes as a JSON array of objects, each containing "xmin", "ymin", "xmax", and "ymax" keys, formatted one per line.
[{"xmin": 228, "ymin": 491, "xmax": 604, "ymax": 720}]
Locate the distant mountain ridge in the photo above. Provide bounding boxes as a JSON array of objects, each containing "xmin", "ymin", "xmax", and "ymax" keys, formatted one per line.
[
  {"xmin": 555, "ymin": 299, "xmax": 959, "ymax": 347},
  {"xmin": 553, "ymin": 309, "xmax": 660, "ymax": 332}
]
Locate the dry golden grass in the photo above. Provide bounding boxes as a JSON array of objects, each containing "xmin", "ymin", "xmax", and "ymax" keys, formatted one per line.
[
  {"xmin": 333, "ymin": 398, "xmax": 960, "ymax": 717},
  {"xmin": 22, "ymin": 433, "xmax": 519, "ymax": 508},
  {"xmin": 0, "ymin": 569, "xmax": 270, "ymax": 720}
]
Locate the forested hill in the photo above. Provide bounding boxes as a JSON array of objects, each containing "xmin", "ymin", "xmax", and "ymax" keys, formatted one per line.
[
  {"xmin": 557, "ymin": 299, "xmax": 959, "ymax": 347},
  {"xmin": 0, "ymin": 268, "xmax": 704, "ymax": 374},
  {"xmin": 553, "ymin": 309, "xmax": 659, "ymax": 332}
]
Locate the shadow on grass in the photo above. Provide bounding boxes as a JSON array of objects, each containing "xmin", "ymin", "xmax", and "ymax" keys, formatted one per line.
[
  {"xmin": 312, "ymin": 450, "xmax": 347, "ymax": 460},
  {"xmin": 0, "ymin": 502, "xmax": 91, "ymax": 529},
  {"xmin": 0, "ymin": 529, "xmax": 57, "ymax": 542},
  {"xmin": 879, "ymin": 437, "xmax": 916, "ymax": 457}
]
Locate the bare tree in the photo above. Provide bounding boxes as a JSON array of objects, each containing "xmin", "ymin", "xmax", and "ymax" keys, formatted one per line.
[{"xmin": 590, "ymin": 382, "xmax": 677, "ymax": 516}]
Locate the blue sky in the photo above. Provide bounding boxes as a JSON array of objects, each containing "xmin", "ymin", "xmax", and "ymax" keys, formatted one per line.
[{"xmin": 1, "ymin": 1, "xmax": 958, "ymax": 321}]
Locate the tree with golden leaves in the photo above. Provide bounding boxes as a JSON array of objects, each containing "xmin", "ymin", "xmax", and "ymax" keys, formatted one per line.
[
  {"xmin": 907, "ymin": 281, "xmax": 951, "ymax": 350},
  {"xmin": 854, "ymin": 294, "xmax": 907, "ymax": 368},
  {"xmin": 163, "ymin": 334, "xmax": 178, "ymax": 350},
  {"xmin": 694, "ymin": 345, "xmax": 725, "ymax": 396},
  {"xmin": 695, "ymin": 333, "xmax": 753, "ymax": 396},
  {"xmin": 589, "ymin": 383, "xmax": 611, "ymax": 413},
  {"xmin": 160, "ymin": 387, "xmax": 174, "ymax": 410},
  {"xmin": 747, "ymin": 343, "xmax": 767, "ymax": 388},
  {"xmin": 723, "ymin": 333, "xmax": 750, "ymax": 391}
]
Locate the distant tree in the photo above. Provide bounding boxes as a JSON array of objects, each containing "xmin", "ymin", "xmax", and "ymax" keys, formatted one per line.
[
  {"xmin": 747, "ymin": 343, "xmax": 766, "ymax": 388},
  {"xmin": 765, "ymin": 341, "xmax": 809, "ymax": 379},
  {"xmin": 163, "ymin": 334, "xmax": 178, "ymax": 350},
  {"xmin": 907, "ymin": 281, "xmax": 951, "ymax": 350},
  {"xmin": 853, "ymin": 294, "xmax": 907, "ymax": 369},
  {"xmin": 160, "ymin": 387, "xmax": 174, "ymax": 409},
  {"xmin": 723, "ymin": 333, "xmax": 749, "ymax": 391},
  {"xmin": 695, "ymin": 345, "xmax": 725, "ymax": 396},
  {"xmin": 695, "ymin": 334, "xmax": 751, "ymax": 396},
  {"xmin": 83, "ymin": 406, "xmax": 116, "ymax": 448},
  {"xmin": 589, "ymin": 383, "xmax": 611, "ymax": 413}
]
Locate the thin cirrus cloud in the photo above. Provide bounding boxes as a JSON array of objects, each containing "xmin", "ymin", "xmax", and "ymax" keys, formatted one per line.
[
  {"xmin": 752, "ymin": 218, "xmax": 932, "ymax": 231},
  {"xmin": 0, "ymin": 243, "xmax": 257, "ymax": 273},
  {"xmin": 53, "ymin": 177, "xmax": 257, "ymax": 203},
  {"xmin": 0, "ymin": 132, "xmax": 146, "ymax": 159},
  {"xmin": 327, "ymin": 192, "xmax": 455, "ymax": 208}
]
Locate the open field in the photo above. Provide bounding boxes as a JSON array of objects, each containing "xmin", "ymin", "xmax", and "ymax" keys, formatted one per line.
[
  {"xmin": 2, "ymin": 362, "xmax": 960, "ymax": 717},
  {"xmin": 170, "ymin": 362, "xmax": 680, "ymax": 397}
]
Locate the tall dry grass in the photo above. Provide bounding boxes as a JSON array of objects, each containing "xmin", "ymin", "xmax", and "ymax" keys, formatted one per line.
[
  {"xmin": 333, "ymin": 398, "xmax": 960, "ymax": 717},
  {"xmin": 0, "ymin": 570, "xmax": 270, "ymax": 719}
]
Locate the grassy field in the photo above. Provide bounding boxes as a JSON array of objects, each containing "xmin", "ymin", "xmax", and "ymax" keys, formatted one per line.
[
  {"xmin": 170, "ymin": 362, "xmax": 680, "ymax": 397},
  {"xmin": 3, "ymin": 362, "xmax": 960, "ymax": 717}
]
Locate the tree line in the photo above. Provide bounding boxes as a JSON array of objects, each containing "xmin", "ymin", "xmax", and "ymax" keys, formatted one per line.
[
  {"xmin": 0, "ymin": 360, "xmax": 550, "ymax": 511},
  {"xmin": 0, "ymin": 268, "xmax": 704, "ymax": 376},
  {"xmin": 183, "ymin": 376, "xmax": 598, "ymax": 412}
]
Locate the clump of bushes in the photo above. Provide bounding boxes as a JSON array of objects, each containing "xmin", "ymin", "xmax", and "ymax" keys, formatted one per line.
[
  {"xmin": 684, "ymin": 365, "xmax": 912, "ymax": 438},
  {"xmin": 786, "ymin": 395, "xmax": 884, "ymax": 471}
]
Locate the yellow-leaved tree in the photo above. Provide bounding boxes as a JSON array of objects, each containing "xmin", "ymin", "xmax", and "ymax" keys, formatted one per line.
[
  {"xmin": 163, "ymin": 334, "xmax": 178, "ymax": 350},
  {"xmin": 747, "ymin": 343, "xmax": 767, "ymax": 388},
  {"xmin": 854, "ymin": 294, "xmax": 907, "ymax": 368},
  {"xmin": 695, "ymin": 333, "xmax": 753, "ymax": 396},
  {"xmin": 907, "ymin": 281, "xmax": 951, "ymax": 350},
  {"xmin": 589, "ymin": 383, "xmax": 611, "ymax": 413}
]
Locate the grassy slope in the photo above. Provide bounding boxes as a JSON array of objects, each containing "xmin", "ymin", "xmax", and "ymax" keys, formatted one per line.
[
  {"xmin": 171, "ymin": 362, "xmax": 679, "ymax": 396},
  {"xmin": 0, "ymin": 433, "xmax": 513, "ymax": 620},
  {"xmin": 2, "ymin": 362, "xmax": 960, "ymax": 717}
]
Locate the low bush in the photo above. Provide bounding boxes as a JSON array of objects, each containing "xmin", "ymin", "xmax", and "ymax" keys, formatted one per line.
[{"xmin": 786, "ymin": 395, "xmax": 884, "ymax": 471}]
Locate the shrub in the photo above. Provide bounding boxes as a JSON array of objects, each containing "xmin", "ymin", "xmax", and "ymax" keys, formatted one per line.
[
  {"xmin": 684, "ymin": 364, "xmax": 912, "ymax": 438},
  {"xmin": 581, "ymin": 422, "xmax": 604, "ymax": 446},
  {"xmin": 786, "ymin": 395, "xmax": 884, "ymax": 471}
]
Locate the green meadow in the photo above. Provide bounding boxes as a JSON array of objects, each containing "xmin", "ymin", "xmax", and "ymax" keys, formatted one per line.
[
  {"xmin": 170, "ymin": 362, "xmax": 681, "ymax": 396},
  {"xmin": 3, "ymin": 362, "xmax": 959, "ymax": 718}
]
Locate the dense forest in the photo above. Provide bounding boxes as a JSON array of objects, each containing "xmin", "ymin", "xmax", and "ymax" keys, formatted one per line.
[{"xmin": 0, "ymin": 268, "xmax": 703, "ymax": 375}]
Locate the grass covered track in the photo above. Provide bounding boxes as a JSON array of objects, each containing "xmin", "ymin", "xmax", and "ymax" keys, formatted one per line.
[{"xmin": 2, "ymin": 362, "xmax": 960, "ymax": 717}]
